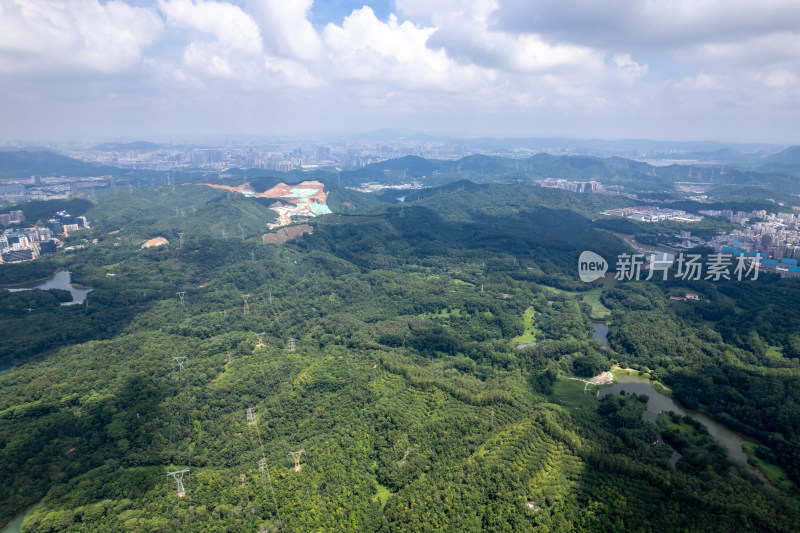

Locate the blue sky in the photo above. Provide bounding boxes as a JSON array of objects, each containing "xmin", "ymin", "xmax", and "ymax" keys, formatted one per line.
[
  {"xmin": 308, "ymin": 0, "xmax": 392, "ymax": 28},
  {"xmin": 0, "ymin": 0, "xmax": 799, "ymax": 144}
]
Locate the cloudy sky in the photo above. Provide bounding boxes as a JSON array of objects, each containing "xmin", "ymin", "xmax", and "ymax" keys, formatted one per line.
[{"xmin": 1, "ymin": 0, "xmax": 799, "ymax": 143}]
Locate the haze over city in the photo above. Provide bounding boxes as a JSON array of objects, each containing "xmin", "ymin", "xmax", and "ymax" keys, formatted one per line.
[{"xmin": 1, "ymin": 0, "xmax": 799, "ymax": 144}]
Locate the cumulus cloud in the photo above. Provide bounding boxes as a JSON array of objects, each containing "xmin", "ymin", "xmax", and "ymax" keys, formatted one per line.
[
  {"xmin": 247, "ymin": 0, "xmax": 323, "ymax": 61},
  {"xmin": 423, "ymin": 5, "xmax": 604, "ymax": 75},
  {"xmin": 0, "ymin": 0, "xmax": 163, "ymax": 74},
  {"xmin": 158, "ymin": 0, "xmax": 266, "ymax": 80},
  {"xmin": 322, "ymin": 7, "xmax": 492, "ymax": 91},
  {"xmin": 0, "ymin": 0, "xmax": 798, "ymax": 142},
  {"xmin": 159, "ymin": 0, "xmax": 263, "ymax": 54}
]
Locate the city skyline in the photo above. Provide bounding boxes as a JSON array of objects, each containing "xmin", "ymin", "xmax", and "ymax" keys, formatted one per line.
[{"xmin": 1, "ymin": 0, "xmax": 799, "ymax": 143}]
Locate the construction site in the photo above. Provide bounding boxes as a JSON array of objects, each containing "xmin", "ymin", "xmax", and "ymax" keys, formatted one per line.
[{"xmin": 195, "ymin": 180, "xmax": 332, "ymax": 228}]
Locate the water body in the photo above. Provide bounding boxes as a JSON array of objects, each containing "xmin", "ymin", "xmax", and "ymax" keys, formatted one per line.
[
  {"xmin": 5, "ymin": 271, "xmax": 92, "ymax": 305},
  {"xmin": 591, "ymin": 322, "xmax": 609, "ymax": 349},
  {"xmin": 1, "ymin": 508, "xmax": 32, "ymax": 533},
  {"xmin": 599, "ymin": 374, "xmax": 753, "ymax": 465}
]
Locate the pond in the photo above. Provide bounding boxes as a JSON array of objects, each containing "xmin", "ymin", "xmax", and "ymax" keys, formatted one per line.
[
  {"xmin": 590, "ymin": 322, "xmax": 609, "ymax": 349},
  {"xmin": 5, "ymin": 270, "xmax": 92, "ymax": 305},
  {"xmin": 599, "ymin": 373, "xmax": 755, "ymax": 465}
]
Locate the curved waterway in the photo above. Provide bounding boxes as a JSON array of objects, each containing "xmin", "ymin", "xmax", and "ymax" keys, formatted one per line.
[
  {"xmin": 4, "ymin": 270, "xmax": 92, "ymax": 305},
  {"xmin": 1, "ymin": 508, "xmax": 32, "ymax": 533},
  {"xmin": 599, "ymin": 374, "xmax": 755, "ymax": 466}
]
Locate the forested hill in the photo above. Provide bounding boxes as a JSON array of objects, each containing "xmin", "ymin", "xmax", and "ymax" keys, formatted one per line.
[
  {"xmin": 332, "ymin": 152, "xmax": 800, "ymax": 193},
  {"xmin": 1, "ymin": 184, "xmax": 800, "ymax": 531},
  {"xmin": 0, "ymin": 151, "xmax": 120, "ymax": 180}
]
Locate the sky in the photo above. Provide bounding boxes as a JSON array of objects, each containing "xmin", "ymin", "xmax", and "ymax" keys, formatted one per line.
[{"xmin": 1, "ymin": 0, "xmax": 799, "ymax": 144}]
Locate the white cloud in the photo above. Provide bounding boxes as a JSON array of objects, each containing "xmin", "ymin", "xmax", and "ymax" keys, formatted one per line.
[
  {"xmin": 398, "ymin": 0, "xmax": 602, "ymax": 76},
  {"xmin": 493, "ymin": 0, "xmax": 800, "ymax": 49},
  {"xmin": 0, "ymin": 0, "xmax": 163, "ymax": 74},
  {"xmin": 159, "ymin": 0, "xmax": 263, "ymax": 54},
  {"xmin": 689, "ymin": 32, "xmax": 800, "ymax": 69},
  {"xmin": 183, "ymin": 42, "xmax": 235, "ymax": 78},
  {"xmin": 247, "ymin": 0, "xmax": 323, "ymax": 61},
  {"xmin": 0, "ymin": 0, "xmax": 797, "ymax": 142},
  {"xmin": 613, "ymin": 53, "xmax": 648, "ymax": 82},
  {"xmin": 322, "ymin": 7, "xmax": 492, "ymax": 91}
]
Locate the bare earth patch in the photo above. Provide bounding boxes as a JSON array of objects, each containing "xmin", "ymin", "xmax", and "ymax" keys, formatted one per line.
[{"xmin": 261, "ymin": 224, "xmax": 313, "ymax": 245}]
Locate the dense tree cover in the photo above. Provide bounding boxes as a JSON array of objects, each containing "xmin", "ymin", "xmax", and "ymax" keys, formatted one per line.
[
  {"xmin": 657, "ymin": 412, "xmax": 731, "ymax": 476},
  {"xmin": 0, "ymin": 198, "xmax": 94, "ymax": 220},
  {"xmin": 1, "ymin": 185, "xmax": 799, "ymax": 531}
]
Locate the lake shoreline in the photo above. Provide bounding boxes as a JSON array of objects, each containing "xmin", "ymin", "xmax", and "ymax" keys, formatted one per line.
[
  {"xmin": 598, "ymin": 373, "xmax": 771, "ymax": 484},
  {"xmin": 4, "ymin": 271, "xmax": 92, "ymax": 304},
  {"xmin": 0, "ymin": 271, "xmax": 61, "ymax": 288}
]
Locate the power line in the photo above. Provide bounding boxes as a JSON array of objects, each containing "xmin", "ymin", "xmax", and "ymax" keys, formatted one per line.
[{"xmin": 249, "ymin": 409, "xmax": 282, "ymax": 531}]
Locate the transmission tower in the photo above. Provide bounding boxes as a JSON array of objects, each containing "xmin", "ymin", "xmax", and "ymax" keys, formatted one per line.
[
  {"xmin": 287, "ymin": 338, "xmax": 296, "ymax": 352},
  {"xmin": 240, "ymin": 473, "xmax": 246, "ymax": 487},
  {"xmin": 255, "ymin": 332, "xmax": 266, "ymax": 348},
  {"xmin": 246, "ymin": 407, "xmax": 255, "ymax": 425},
  {"xmin": 242, "ymin": 294, "xmax": 250, "ymax": 315},
  {"xmin": 178, "ymin": 233, "xmax": 184, "ymax": 249},
  {"xmin": 177, "ymin": 291, "xmax": 186, "ymax": 305},
  {"xmin": 259, "ymin": 458, "xmax": 266, "ymax": 477},
  {"xmin": 251, "ymin": 250, "xmax": 256, "ymax": 262},
  {"xmin": 222, "ymin": 230, "xmax": 228, "ymax": 240},
  {"xmin": 288, "ymin": 449, "xmax": 305, "ymax": 472},
  {"xmin": 173, "ymin": 356, "xmax": 187, "ymax": 371},
  {"xmin": 491, "ymin": 410, "xmax": 495, "ymax": 429},
  {"xmin": 227, "ymin": 351, "xmax": 232, "ymax": 364},
  {"xmin": 167, "ymin": 469, "xmax": 189, "ymax": 497}
]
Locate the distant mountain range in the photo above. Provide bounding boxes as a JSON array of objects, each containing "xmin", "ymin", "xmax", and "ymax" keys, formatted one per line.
[
  {"xmin": 2, "ymin": 145, "xmax": 800, "ymax": 195},
  {"xmin": 329, "ymin": 151, "xmax": 800, "ymax": 194},
  {"xmin": 90, "ymin": 141, "xmax": 165, "ymax": 152}
]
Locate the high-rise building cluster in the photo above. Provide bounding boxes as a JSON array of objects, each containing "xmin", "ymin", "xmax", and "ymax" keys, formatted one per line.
[
  {"xmin": 708, "ymin": 211, "xmax": 800, "ymax": 267},
  {"xmin": 0, "ymin": 210, "xmax": 88, "ymax": 264}
]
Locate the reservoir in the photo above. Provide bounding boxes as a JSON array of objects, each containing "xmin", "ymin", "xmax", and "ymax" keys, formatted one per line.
[
  {"xmin": 5, "ymin": 271, "xmax": 92, "ymax": 305},
  {"xmin": 599, "ymin": 373, "xmax": 753, "ymax": 465}
]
